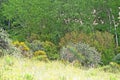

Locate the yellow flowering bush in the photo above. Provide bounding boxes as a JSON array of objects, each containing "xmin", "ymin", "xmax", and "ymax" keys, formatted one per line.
[
  {"xmin": 12, "ymin": 41, "xmax": 31, "ymax": 57},
  {"xmin": 20, "ymin": 42, "xmax": 30, "ymax": 51},
  {"xmin": 13, "ymin": 41, "xmax": 30, "ymax": 51},
  {"xmin": 13, "ymin": 41, "xmax": 19, "ymax": 47},
  {"xmin": 33, "ymin": 50, "xmax": 48, "ymax": 61},
  {"xmin": 34, "ymin": 50, "xmax": 46, "ymax": 56}
]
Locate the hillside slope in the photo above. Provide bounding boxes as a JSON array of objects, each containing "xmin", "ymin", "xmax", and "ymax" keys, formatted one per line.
[{"xmin": 0, "ymin": 55, "xmax": 120, "ymax": 80}]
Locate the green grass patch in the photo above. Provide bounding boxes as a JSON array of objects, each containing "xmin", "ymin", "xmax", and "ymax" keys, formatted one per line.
[{"xmin": 0, "ymin": 55, "xmax": 120, "ymax": 80}]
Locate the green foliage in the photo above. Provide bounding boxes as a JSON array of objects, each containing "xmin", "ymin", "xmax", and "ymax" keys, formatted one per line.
[
  {"xmin": 0, "ymin": 0, "xmax": 120, "ymax": 66},
  {"xmin": 60, "ymin": 42, "xmax": 101, "ymax": 67},
  {"xmin": 115, "ymin": 46, "xmax": 120, "ymax": 54},
  {"xmin": 113, "ymin": 53, "xmax": 120, "ymax": 64},
  {"xmin": 93, "ymin": 31, "xmax": 115, "ymax": 64},
  {"xmin": 0, "ymin": 0, "xmax": 99, "ymax": 44},
  {"xmin": 27, "ymin": 33, "xmax": 39, "ymax": 42},
  {"xmin": 29, "ymin": 40, "xmax": 59, "ymax": 60},
  {"xmin": 2, "ymin": 0, "xmax": 53, "ymax": 27},
  {"xmin": 43, "ymin": 41, "xmax": 60, "ymax": 60},
  {"xmin": 60, "ymin": 31, "xmax": 115, "ymax": 65},
  {"xmin": 1, "ymin": 0, "xmax": 60, "ymax": 44},
  {"xmin": 29, "ymin": 40, "xmax": 43, "ymax": 52},
  {"xmin": 100, "ymin": 62, "xmax": 120, "ymax": 73},
  {"xmin": 1, "ymin": 0, "xmax": 120, "ymax": 47},
  {"xmin": 118, "ymin": 7, "xmax": 120, "ymax": 22}
]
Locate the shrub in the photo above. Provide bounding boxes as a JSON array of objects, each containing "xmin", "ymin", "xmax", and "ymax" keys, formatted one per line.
[
  {"xmin": 0, "ymin": 28, "xmax": 22, "ymax": 57},
  {"xmin": 60, "ymin": 42, "xmax": 101, "ymax": 67},
  {"xmin": 59, "ymin": 31, "xmax": 92, "ymax": 47},
  {"xmin": 29, "ymin": 40, "xmax": 59, "ymax": 60},
  {"xmin": 13, "ymin": 41, "xmax": 30, "ymax": 57},
  {"xmin": 33, "ymin": 50, "xmax": 48, "ymax": 61},
  {"xmin": 27, "ymin": 33, "xmax": 39, "ymax": 42},
  {"xmin": 0, "ymin": 28, "xmax": 10, "ymax": 50},
  {"xmin": 113, "ymin": 53, "xmax": 120, "ymax": 64},
  {"xmin": 29, "ymin": 40, "xmax": 43, "ymax": 52},
  {"xmin": 13, "ymin": 41, "xmax": 30, "ymax": 51},
  {"xmin": 12, "ymin": 41, "xmax": 19, "ymax": 47},
  {"xmin": 42, "ymin": 41, "xmax": 60, "ymax": 60},
  {"xmin": 101, "ymin": 62, "xmax": 120, "ymax": 73},
  {"xmin": 93, "ymin": 31, "xmax": 115, "ymax": 65},
  {"xmin": 59, "ymin": 31, "xmax": 115, "ymax": 65},
  {"xmin": 34, "ymin": 50, "xmax": 46, "ymax": 56}
]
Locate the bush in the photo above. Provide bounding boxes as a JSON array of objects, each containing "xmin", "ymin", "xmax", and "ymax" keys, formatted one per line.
[
  {"xmin": 33, "ymin": 50, "xmax": 48, "ymax": 61},
  {"xmin": 59, "ymin": 31, "xmax": 91, "ymax": 47},
  {"xmin": 59, "ymin": 31, "xmax": 115, "ymax": 65},
  {"xmin": 29, "ymin": 40, "xmax": 43, "ymax": 52},
  {"xmin": 13, "ymin": 41, "xmax": 30, "ymax": 51},
  {"xmin": 34, "ymin": 50, "xmax": 46, "ymax": 56},
  {"xmin": 0, "ymin": 28, "xmax": 22, "ymax": 57},
  {"xmin": 27, "ymin": 33, "xmax": 39, "ymax": 42},
  {"xmin": 13, "ymin": 41, "xmax": 30, "ymax": 57},
  {"xmin": 93, "ymin": 31, "xmax": 115, "ymax": 65},
  {"xmin": 29, "ymin": 40, "xmax": 59, "ymax": 60},
  {"xmin": 43, "ymin": 41, "xmax": 60, "ymax": 60},
  {"xmin": 113, "ymin": 53, "xmax": 120, "ymax": 64},
  {"xmin": 60, "ymin": 42, "xmax": 101, "ymax": 67},
  {"xmin": 0, "ymin": 28, "xmax": 10, "ymax": 50}
]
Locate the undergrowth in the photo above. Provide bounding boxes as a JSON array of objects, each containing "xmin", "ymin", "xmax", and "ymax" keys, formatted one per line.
[{"xmin": 0, "ymin": 55, "xmax": 119, "ymax": 80}]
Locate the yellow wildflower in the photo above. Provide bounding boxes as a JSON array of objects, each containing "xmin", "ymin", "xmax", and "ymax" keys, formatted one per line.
[{"xmin": 34, "ymin": 50, "xmax": 46, "ymax": 56}]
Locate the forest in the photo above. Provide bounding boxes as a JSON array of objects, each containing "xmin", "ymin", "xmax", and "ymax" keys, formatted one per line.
[{"xmin": 0, "ymin": 0, "xmax": 120, "ymax": 80}]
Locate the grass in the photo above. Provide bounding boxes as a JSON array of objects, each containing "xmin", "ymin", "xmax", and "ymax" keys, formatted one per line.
[{"xmin": 0, "ymin": 55, "xmax": 120, "ymax": 80}]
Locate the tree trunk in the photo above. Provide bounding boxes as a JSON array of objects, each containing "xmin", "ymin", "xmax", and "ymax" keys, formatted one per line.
[{"xmin": 8, "ymin": 19, "xmax": 11, "ymax": 29}]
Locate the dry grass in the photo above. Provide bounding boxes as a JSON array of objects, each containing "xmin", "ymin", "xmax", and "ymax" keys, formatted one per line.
[{"xmin": 0, "ymin": 55, "xmax": 120, "ymax": 80}]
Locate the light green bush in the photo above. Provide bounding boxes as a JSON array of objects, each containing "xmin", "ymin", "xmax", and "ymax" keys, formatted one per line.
[
  {"xmin": 0, "ymin": 28, "xmax": 9, "ymax": 50},
  {"xmin": 0, "ymin": 28, "xmax": 22, "ymax": 57},
  {"xmin": 60, "ymin": 42, "xmax": 101, "ymax": 67}
]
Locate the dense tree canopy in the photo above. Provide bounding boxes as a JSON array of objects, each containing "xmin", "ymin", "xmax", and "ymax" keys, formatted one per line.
[{"xmin": 0, "ymin": 0, "xmax": 120, "ymax": 65}]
